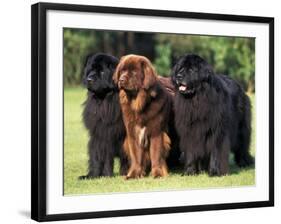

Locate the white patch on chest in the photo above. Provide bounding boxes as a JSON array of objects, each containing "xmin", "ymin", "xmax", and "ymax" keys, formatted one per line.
[
  {"xmin": 139, "ymin": 127, "xmax": 146, "ymax": 145},
  {"xmin": 135, "ymin": 126, "xmax": 148, "ymax": 148}
]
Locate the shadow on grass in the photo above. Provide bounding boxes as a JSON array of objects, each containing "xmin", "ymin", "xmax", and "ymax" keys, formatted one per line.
[
  {"xmin": 166, "ymin": 158, "xmax": 255, "ymax": 176},
  {"xmin": 229, "ymin": 163, "xmax": 255, "ymax": 175},
  {"xmin": 77, "ymin": 157, "xmax": 255, "ymax": 180},
  {"xmin": 168, "ymin": 164, "xmax": 254, "ymax": 177}
]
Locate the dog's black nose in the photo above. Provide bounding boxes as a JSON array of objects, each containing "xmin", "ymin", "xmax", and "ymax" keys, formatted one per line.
[{"xmin": 87, "ymin": 77, "xmax": 94, "ymax": 82}]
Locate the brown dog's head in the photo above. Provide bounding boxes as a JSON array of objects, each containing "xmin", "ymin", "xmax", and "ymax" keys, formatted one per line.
[{"xmin": 113, "ymin": 54, "xmax": 157, "ymax": 92}]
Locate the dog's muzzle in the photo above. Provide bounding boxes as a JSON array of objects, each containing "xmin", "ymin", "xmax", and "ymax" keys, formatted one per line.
[{"xmin": 118, "ymin": 76, "xmax": 127, "ymax": 88}]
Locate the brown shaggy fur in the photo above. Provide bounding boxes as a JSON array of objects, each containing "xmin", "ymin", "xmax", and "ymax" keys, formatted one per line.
[{"xmin": 113, "ymin": 55, "xmax": 173, "ymax": 179}]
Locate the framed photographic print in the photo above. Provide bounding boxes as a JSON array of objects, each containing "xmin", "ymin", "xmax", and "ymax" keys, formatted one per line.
[{"xmin": 31, "ymin": 2, "xmax": 274, "ymax": 222}]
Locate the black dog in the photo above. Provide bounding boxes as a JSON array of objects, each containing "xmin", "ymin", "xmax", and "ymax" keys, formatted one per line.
[
  {"xmin": 171, "ymin": 54, "xmax": 253, "ymax": 176},
  {"xmin": 80, "ymin": 53, "xmax": 128, "ymax": 179}
]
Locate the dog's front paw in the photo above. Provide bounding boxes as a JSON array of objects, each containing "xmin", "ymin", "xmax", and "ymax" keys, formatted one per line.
[
  {"xmin": 183, "ymin": 166, "xmax": 197, "ymax": 176},
  {"xmin": 78, "ymin": 175, "xmax": 97, "ymax": 180},
  {"xmin": 125, "ymin": 166, "xmax": 145, "ymax": 179},
  {"xmin": 208, "ymin": 165, "xmax": 228, "ymax": 177},
  {"xmin": 151, "ymin": 166, "xmax": 168, "ymax": 178}
]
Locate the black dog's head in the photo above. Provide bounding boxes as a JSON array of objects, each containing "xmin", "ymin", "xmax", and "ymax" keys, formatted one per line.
[
  {"xmin": 171, "ymin": 54, "xmax": 214, "ymax": 96},
  {"xmin": 83, "ymin": 53, "xmax": 119, "ymax": 97}
]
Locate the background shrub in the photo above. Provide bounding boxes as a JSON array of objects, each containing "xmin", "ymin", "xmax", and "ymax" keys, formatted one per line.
[{"xmin": 64, "ymin": 28, "xmax": 255, "ymax": 92}]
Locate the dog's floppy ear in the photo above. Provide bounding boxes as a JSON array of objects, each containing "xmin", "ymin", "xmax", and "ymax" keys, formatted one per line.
[
  {"xmin": 141, "ymin": 57, "xmax": 157, "ymax": 90},
  {"xmin": 107, "ymin": 55, "xmax": 119, "ymax": 70},
  {"xmin": 200, "ymin": 63, "xmax": 214, "ymax": 79},
  {"xmin": 170, "ymin": 55, "xmax": 186, "ymax": 86},
  {"xmin": 81, "ymin": 53, "xmax": 93, "ymax": 86},
  {"xmin": 170, "ymin": 60, "xmax": 180, "ymax": 86},
  {"xmin": 113, "ymin": 56, "xmax": 124, "ymax": 85},
  {"xmin": 170, "ymin": 65, "xmax": 176, "ymax": 86}
]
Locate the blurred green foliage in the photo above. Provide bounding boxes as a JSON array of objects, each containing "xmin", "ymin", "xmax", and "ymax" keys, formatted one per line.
[
  {"xmin": 155, "ymin": 34, "xmax": 255, "ymax": 91},
  {"xmin": 64, "ymin": 29, "xmax": 94, "ymax": 85},
  {"xmin": 154, "ymin": 43, "xmax": 172, "ymax": 76},
  {"xmin": 64, "ymin": 28, "xmax": 255, "ymax": 92}
]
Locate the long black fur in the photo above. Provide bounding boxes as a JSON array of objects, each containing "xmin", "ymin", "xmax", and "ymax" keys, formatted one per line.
[
  {"xmin": 171, "ymin": 54, "xmax": 253, "ymax": 176},
  {"xmin": 80, "ymin": 53, "xmax": 128, "ymax": 179}
]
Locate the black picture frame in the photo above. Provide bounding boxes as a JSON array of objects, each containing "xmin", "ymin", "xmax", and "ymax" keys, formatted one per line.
[{"xmin": 31, "ymin": 2, "xmax": 274, "ymax": 222}]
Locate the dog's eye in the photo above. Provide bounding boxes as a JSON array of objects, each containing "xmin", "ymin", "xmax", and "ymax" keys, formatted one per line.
[{"xmin": 177, "ymin": 73, "xmax": 183, "ymax": 79}]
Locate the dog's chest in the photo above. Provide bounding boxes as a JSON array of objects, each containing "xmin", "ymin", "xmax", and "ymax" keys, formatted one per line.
[{"xmin": 176, "ymin": 95, "xmax": 211, "ymax": 126}]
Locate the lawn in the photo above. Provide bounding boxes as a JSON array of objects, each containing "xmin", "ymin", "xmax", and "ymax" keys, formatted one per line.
[{"xmin": 64, "ymin": 87, "xmax": 255, "ymax": 195}]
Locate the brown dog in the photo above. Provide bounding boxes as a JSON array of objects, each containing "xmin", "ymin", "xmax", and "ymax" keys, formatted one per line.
[{"xmin": 113, "ymin": 54, "xmax": 173, "ymax": 179}]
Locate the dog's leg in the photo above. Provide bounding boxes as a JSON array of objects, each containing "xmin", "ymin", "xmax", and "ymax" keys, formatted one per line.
[
  {"xmin": 125, "ymin": 138, "xmax": 144, "ymax": 179},
  {"xmin": 209, "ymin": 137, "xmax": 230, "ymax": 176},
  {"xmin": 183, "ymin": 152, "xmax": 198, "ymax": 176},
  {"xmin": 181, "ymin": 140, "xmax": 198, "ymax": 175},
  {"xmin": 150, "ymin": 134, "xmax": 168, "ymax": 178},
  {"xmin": 79, "ymin": 138, "xmax": 103, "ymax": 179},
  {"xmin": 119, "ymin": 138, "xmax": 130, "ymax": 176},
  {"xmin": 233, "ymin": 91, "xmax": 254, "ymax": 167},
  {"xmin": 102, "ymin": 152, "xmax": 114, "ymax": 177},
  {"xmin": 233, "ymin": 120, "xmax": 254, "ymax": 167}
]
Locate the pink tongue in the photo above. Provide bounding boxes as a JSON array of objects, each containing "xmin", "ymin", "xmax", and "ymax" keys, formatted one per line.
[{"xmin": 179, "ymin": 85, "xmax": 187, "ymax": 91}]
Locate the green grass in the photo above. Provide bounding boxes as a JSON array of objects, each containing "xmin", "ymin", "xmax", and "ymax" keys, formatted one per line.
[{"xmin": 64, "ymin": 87, "xmax": 255, "ymax": 195}]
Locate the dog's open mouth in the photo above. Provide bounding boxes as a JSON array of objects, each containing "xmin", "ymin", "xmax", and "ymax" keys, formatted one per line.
[
  {"xmin": 179, "ymin": 84, "xmax": 195, "ymax": 94},
  {"xmin": 179, "ymin": 85, "xmax": 187, "ymax": 92}
]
